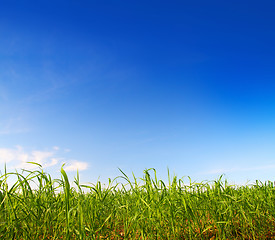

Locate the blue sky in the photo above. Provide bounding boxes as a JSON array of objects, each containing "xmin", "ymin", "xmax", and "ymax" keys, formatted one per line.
[{"xmin": 1, "ymin": 1, "xmax": 275, "ymax": 184}]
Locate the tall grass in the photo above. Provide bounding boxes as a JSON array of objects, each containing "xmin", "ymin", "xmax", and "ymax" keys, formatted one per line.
[{"xmin": 0, "ymin": 164, "xmax": 274, "ymax": 239}]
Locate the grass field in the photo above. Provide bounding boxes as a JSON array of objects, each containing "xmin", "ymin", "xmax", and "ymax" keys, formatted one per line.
[{"xmin": 0, "ymin": 164, "xmax": 274, "ymax": 239}]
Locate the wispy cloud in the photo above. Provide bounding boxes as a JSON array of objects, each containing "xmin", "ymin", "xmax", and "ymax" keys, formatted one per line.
[
  {"xmin": 53, "ymin": 146, "xmax": 59, "ymax": 151},
  {"xmin": 0, "ymin": 117, "xmax": 30, "ymax": 135},
  {"xmin": 0, "ymin": 146, "xmax": 58, "ymax": 170},
  {"xmin": 63, "ymin": 161, "xmax": 88, "ymax": 172},
  {"xmin": 0, "ymin": 146, "xmax": 88, "ymax": 171}
]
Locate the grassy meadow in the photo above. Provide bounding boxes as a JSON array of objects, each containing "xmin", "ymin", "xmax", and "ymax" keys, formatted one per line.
[{"xmin": 0, "ymin": 164, "xmax": 274, "ymax": 239}]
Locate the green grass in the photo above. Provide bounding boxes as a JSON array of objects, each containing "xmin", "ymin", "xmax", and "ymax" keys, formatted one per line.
[{"xmin": 0, "ymin": 164, "xmax": 275, "ymax": 239}]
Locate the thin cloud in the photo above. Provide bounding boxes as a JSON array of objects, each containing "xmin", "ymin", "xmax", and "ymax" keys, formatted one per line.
[
  {"xmin": 63, "ymin": 161, "xmax": 88, "ymax": 172},
  {"xmin": 0, "ymin": 146, "xmax": 59, "ymax": 170},
  {"xmin": 18, "ymin": 150, "xmax": 55, "ymax": 169},
  {"xmin": 0, "ymin": 147, "xmax": 20, "ymax": 163},
  {"xmin": 0, "ymin": 118, "xmax": 29, "ymax": 135},
  {"xmin": 0, "ymin": 146, "xmax": 88, "ymax": 172}
]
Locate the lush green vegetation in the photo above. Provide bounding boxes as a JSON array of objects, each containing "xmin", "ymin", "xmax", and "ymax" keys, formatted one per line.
[{"xmin": 0, "ymin": 164, "xmax": 274, "ymax": 239}]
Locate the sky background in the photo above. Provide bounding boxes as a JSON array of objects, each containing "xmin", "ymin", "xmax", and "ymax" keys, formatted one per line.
[{"xmin": 0, "ymin": 0, "xmax": 275, "ymax": 185}]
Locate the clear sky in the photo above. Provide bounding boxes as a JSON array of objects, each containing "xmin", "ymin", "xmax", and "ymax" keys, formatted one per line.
[{"xmin": 1, "ymin": 0, "xmax": 275, "ymax": 185}]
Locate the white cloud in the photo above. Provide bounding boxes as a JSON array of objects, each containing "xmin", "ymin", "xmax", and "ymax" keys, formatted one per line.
[
  {"xmin": 0, "ymin": 146, "xmax": 59, "ymax": 170},
  {"xmin": 64, "ymin": 161, "xmax": 88, "ymax": 172},
  {"xmin": 0, "ymin": 147, "xmax": 20, "ymax": 163},
  {"xmin": 0, "ymin": 146, "xmax": 88, "ymax": 172},
  {"xmin": 17, "ymin": 150, "xmax": 55, "ymax": 170},
  {"xmin": 45, "ymin": 158, "xmax": 59, "ymax": 167}
]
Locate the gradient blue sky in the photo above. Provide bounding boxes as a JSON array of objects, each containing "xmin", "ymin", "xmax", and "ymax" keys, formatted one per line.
[{"xmin": 1, "ymin": 0, "xmax": 275, "ymax": 184}]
